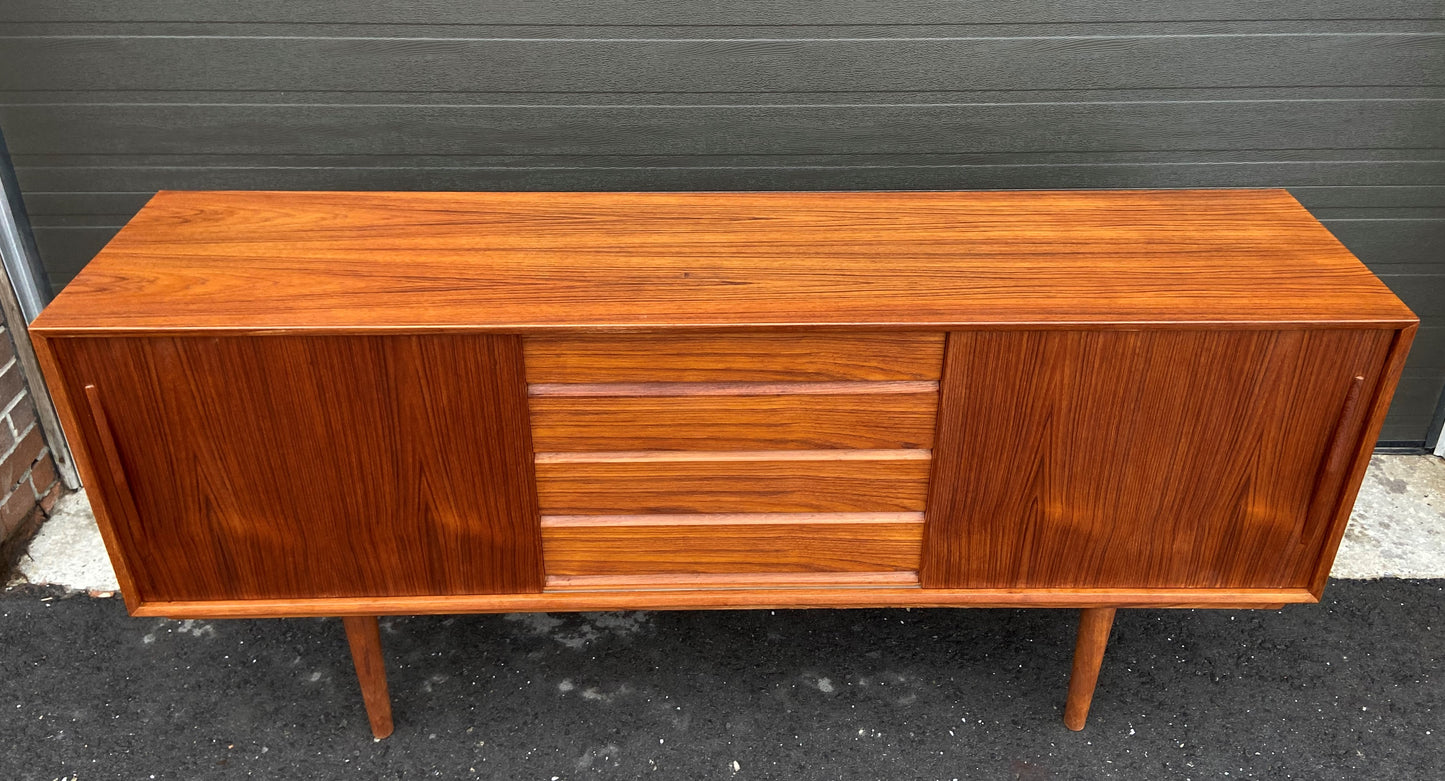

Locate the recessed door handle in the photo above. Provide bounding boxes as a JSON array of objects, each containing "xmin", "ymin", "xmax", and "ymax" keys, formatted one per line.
[
  {"xmin": 1299, "ymin": 375, "xmax": 1366, "ymax": 545},
  {"xmin": 82, "ymin": 384, "xmax": 145, "ymax": 536}
]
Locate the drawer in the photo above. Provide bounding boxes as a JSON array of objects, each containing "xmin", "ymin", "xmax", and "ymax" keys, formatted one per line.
[
  {"xmin": 541, "ymin": 514, "xmax": 924, "ymax": 575},
  {"xmin": 524, "ymin": 332, "xmax": 944, "ymax": 383},
  {"xmin": 529, "ymin": 391, "xmax": 938, "ymax": 451},
  {"xmin": 534, "ymin": 450, "xmax": 930, "ymax": 514}
]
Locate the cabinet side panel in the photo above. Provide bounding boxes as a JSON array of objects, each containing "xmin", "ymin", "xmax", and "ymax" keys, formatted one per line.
[
  {"xmin": 29, "ymin": 333, "xmax": 145, "ymax": 609},
  {"xmin": 1307, "ymin": 324, "xmax": 1416, "ymax": 595},
  {"xmin": 45, "ymin": 334, "xmax": 543, "ymax": 601},
  {"xmin": 921, "ymin": 329, "xmax": 1395, "ymax": 590}
]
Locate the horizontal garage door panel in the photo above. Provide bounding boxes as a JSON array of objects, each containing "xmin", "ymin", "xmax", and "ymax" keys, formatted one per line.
[{"xmin": 2, "ymin": 5, "xmax": 1440, "ymax": 441}]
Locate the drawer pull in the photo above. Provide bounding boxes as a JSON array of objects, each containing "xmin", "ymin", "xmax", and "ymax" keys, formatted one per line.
[
  {"xmin": 546, "ymin": 572, "xmax": 921, "ymax": 590},
  {"xmin": 535, "ymin": 449, "xmax": 930, "ymax": 463},
  {"xmin": 541, "ymin": 512, "xmax": 925, "ymax": 527},
  {"xmin": 528, "ymin": 380, "xmax": 938, "ymax": 397}
]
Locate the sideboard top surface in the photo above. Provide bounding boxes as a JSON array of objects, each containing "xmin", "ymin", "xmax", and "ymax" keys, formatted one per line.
[{"xmin": 31, "ymin": 189, "xmax": 1415, "ymax": 335}]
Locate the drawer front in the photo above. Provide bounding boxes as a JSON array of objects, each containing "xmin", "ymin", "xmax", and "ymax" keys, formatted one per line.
[
  {"xmin": 542, "ymin": 516, "xmax": 924, "ymax": 575},
  {"xmin": 534, "ymin": 452, "xmax": 930, "ymax": 514},
  {"xmin": 525, "ymin": 332, "xmax": 944, "ymax": 383},
  {"xmin": 524, "ymin": 330, "xmax": 944, "ymax": 585},
  {"xmin": 530, "ymin": 391, "xmax": 938, "ymax": 451}
]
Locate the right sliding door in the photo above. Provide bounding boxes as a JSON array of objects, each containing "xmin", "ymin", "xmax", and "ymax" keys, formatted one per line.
[{"xmin": 920, "ymin": 329, "xmax": 1395, "ymax": 590}]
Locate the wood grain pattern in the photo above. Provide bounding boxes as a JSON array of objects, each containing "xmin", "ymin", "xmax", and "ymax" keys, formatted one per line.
[
  {"xmin": 131, "ymin": 587, "xmax": 1319, "ymax": 619},
  {"xmin": 26, "ymin": 190, "xmax": 1419, "ymax": 624},
  {"xmin": 542, "ymin": 520, "xmax": 923, "ymax": 575},
  {"xmin": 1298, "ymin": 374, "xmax": 1367, "ymax": 545},
  {"xmin": 525, "ymin": 333, "xmax": 944, "ymax": 382},
  {"xmin": 527, "ymin": 381, "xmax": 938, "ymax": 397},
  {"xmin": 535, "ymin": 449, "xmax": 932, "ymax": 463},
  {"xmin": 342, "ymin": 616, "xmax": 394, "ymax": 739},
  {"xmin": 28, "ymin": 331, "xmax": 148, "ymax": 611},
  {"xmin": 920, "ymin": 328, "xmax": 1396, "ymax": 590},
  {"xmin": 60, "ymin": 378, "xmax": 143, "ymax": 611},
  {"xmin": 1307, "ymin": 323, "xmax": 1416, "ymax": 595},
  {"xmin": 544, "ymin": 572, "xmax": 921, "ymax": 590},
  {"xmin": 29, "ymin": 190, "xmax": 1416, "ymax": 335},
  {"xmin": 536, "ymin": 453, "xmax": 930, "ymax": 514},
  {"xmin": 1063, "ymin": 607, "xmax": 1116, "ymax": 731},
  {"xmin": 541, "ymin": 512, "xmax": 924, "ymax": 527},
  {"xmin": 531, "ymin": 390, "xmax": 938, "ymax": 451},
  {"xmin": 42, "ymin": 334, "xmax": 544, "ymax": 602}
]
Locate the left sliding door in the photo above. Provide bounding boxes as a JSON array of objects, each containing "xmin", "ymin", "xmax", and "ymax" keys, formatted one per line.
[{"xmin": 37, "ymin": 333, "xmax": 544, "ymax": 605}]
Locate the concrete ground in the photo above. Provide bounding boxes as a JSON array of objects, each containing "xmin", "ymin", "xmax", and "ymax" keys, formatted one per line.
[{"xmin": 2, "ymin": 455, "xmax": 1442, "ymax": 779}]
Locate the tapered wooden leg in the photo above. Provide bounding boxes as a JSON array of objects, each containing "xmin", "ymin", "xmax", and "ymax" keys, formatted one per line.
[
  {"xmin": 343, "ymin": 616, "xmax": 394, "ymax": 739},
  {"xmin": 1063, "ymin": 607, "xmax": 1116, "ymax": 731}
]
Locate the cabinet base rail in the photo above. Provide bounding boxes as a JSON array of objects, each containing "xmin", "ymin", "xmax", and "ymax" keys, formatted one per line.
[{"xmin": 133, "ymin": 586, "xmax": 1310, "ymax": 619}]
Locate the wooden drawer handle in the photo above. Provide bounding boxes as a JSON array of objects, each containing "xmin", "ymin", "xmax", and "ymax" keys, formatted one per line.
[
  {"xmin": 83, "ymin": 384, "xmax": 144, "ymax": 530},
  {"xmin": 1300, "ymin": 375, "xmax": 1366, "ymax": 544},
  {"xmin": 528, "ymin": 380, "xmax": 938, "ymax": 397}
]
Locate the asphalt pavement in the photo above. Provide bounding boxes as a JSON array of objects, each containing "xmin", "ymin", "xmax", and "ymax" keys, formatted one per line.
[{"xmin": 2, "ymin": 579, "xmax": 1440, "ymax": 780}]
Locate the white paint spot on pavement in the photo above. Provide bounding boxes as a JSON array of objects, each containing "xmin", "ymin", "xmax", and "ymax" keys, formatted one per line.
[
  {"xmin": 574, "ymin": 743, "xmax": 620, "ymax": 770},
  {"xmin": 503, "ymin": 611, "xmax": 653, "ymax": 649},
  {"xmin": 578, "ymin": 683, "xmax": 634, "ymax": 702},
  {"xmin": 801, "ymin": 673, "xmax": 836, "ymax": 693},
  {"xmin": 176, "ymin": 619, "xmax": 217, "ymax": 639}
]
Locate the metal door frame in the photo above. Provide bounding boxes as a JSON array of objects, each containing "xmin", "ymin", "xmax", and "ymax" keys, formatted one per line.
[{"xmin": 0, "ymin": 130, "xmax": 79, "ymax": 488}]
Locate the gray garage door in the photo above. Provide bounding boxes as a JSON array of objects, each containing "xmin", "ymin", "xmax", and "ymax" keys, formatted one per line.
[{"xmin": 1, "ymin": 1, "xmax": 1441, "ymax": 443}]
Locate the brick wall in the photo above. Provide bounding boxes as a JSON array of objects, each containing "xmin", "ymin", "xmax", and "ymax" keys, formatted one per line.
[{"xmin": 0, "ymin": 317, "xmax": 61, "ymax": 568}]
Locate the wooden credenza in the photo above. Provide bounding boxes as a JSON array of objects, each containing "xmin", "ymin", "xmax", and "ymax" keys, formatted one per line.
[{"xmin": 30, "ymin": 190, "xmax": 1416, "ymax": 737}]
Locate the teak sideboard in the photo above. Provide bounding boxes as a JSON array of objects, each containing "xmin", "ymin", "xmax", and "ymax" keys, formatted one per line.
[{"xmin": 29, "ymin": 190, "xmax": 1415, "ymax": 738}]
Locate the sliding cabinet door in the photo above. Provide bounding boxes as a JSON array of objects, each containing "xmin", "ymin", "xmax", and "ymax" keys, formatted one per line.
[
  {"xmin": 921, "ymin": 329, "xmax": 1396, "ymax": 590},
  {"xmin": 44, "ymin": 334, "xmax": 543, "ymax": 604}
]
